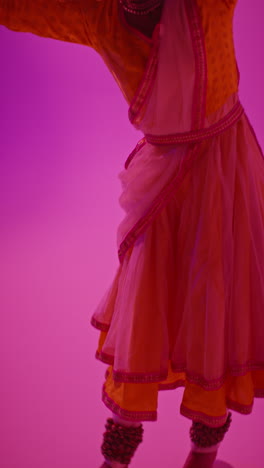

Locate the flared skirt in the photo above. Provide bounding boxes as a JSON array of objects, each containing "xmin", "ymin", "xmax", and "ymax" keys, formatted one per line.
[{"xmin": 91, "ymin": 112, "xmax": 264, "ymax": 427}]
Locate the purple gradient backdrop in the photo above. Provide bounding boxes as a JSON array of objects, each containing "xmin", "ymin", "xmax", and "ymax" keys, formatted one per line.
[{"xmin": 0, "ymin": 2, "xmax": 263, "ymax": 468}]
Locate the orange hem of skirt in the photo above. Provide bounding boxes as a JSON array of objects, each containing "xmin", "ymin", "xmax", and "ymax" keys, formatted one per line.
[
  {"xmin": 93, "ymin": 330, "xmax": 264, "ymax": 427},
  {"xmin": 97, "ymin": 355, "xmax": 264, "ymax": 427}
]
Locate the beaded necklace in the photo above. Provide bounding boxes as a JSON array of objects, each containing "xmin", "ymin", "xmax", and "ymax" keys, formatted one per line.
[{"xmin": 119, "ymin": 0, "xmax": 163, "ymax": 15}]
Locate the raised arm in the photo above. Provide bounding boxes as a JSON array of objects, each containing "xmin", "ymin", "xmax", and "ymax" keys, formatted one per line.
[{"xmin": 0, "ymin": 0, "xmax": 94, "ymax": 46}]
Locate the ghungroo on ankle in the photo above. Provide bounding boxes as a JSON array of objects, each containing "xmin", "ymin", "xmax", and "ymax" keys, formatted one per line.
[
  {"xmin": 190, "ymin": 412, "xmax": 232, "ymax": 448},
  {"xmin": 101, "ymin": 418, "xmax": 144, "ymax": 465}
]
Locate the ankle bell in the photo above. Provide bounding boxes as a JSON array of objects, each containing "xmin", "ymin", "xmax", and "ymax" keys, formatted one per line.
[{"xmin": 101, "ymin": 418, "xmax": 144, "ymax": 466}]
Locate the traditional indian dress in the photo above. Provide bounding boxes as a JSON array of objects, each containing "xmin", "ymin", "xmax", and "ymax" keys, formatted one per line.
[{"xmin": 2, "ymin": 0, "xmax": 264, "ymax": 429}]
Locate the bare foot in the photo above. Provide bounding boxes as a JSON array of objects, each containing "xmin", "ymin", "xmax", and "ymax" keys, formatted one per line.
[
  {"xmin": 99, "ymin": 462, "xmax": 128, "ymax": 468},
  {"xmin": 182, "ymin": 450, "xmax": 218, "ymax": 468}
]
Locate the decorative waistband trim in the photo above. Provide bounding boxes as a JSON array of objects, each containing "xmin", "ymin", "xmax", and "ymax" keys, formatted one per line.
[{"xmin": 145, "ymin": 100, "xmax": 244, "ymax": 145}]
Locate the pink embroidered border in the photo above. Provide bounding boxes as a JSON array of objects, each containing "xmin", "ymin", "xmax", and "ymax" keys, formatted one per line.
[
  {"xmin": 96, "ymin": 346, "xmax": 264, "ymax": 389},
  {"xmin": 128, "ymin": 24, "xmax": 160, "ymax": 127},
  {"xmin": 96, "ymin": 348, "xmax": 168, "ymax": 381},
  {"xmin": 186, "ymin": 0, "xmax": 207, "ymax": 130},
  {"xmin": 102, "ymin": 385, "xmax": 158, "ymax": 421},
  {"xmin": 158, "ymin": 379, "xmax": 186, "ymax": 391},
  {"xmin": 102, "ymin": 382, "xmax": 263, "ymax": 424},
  {"xmin": 91, "ymin": 315, "xmax": 110, "ymax": 332},
  {"xmin": 172, "ymin": 360, "xmax": 264, "ymax": 390},
  {"xmin": 96, "ymin": 349, "xmax": 114, "ymax": 365},
  {"xmin": 102, "ymin": 365, "xmax": 264, "ymax": 424},
  {"xmin": 145, "ymin": 100, "xmax": 244, "ymax": 145},
  {"xmin": 124, "ymin": 137, "xmax": 147, "ymax": 169},
  {"xmin": 180, "ymin": 406, "xmax": 233, "ymax": 428},
  {"xmin": 113, "ymin": 369, "xmax": 168, "ymax": 383}
]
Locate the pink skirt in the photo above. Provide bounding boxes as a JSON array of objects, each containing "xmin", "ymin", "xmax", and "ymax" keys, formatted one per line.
[{"xmin": 91, "ymin": 112, "xmax": 264, "ymax": 427}]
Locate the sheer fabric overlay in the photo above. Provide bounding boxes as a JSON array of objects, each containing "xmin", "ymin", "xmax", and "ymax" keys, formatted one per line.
[
  {"xmin": 90, "ymin": 0, "xmax": 264, "ymax": 426},
  {"xmin": 91, "ymin": 109, "xmax": 264, "ymax": 425}
]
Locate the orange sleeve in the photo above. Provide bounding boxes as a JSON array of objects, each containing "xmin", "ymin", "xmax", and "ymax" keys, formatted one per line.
[{"xmin": 0, "ymin": 0, "xmax": 94, "ymax": 46}]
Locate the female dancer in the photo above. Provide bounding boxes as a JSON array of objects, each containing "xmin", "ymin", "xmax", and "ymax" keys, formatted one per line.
[{"xmin": 1, "ymin": 1, "xmax": 264, "ymax": 467}]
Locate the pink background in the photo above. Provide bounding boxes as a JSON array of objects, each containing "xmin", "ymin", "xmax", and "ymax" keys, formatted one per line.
[{"xmin": 0, "ymin": 2, "xmax": 263, "ymax": 467}]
